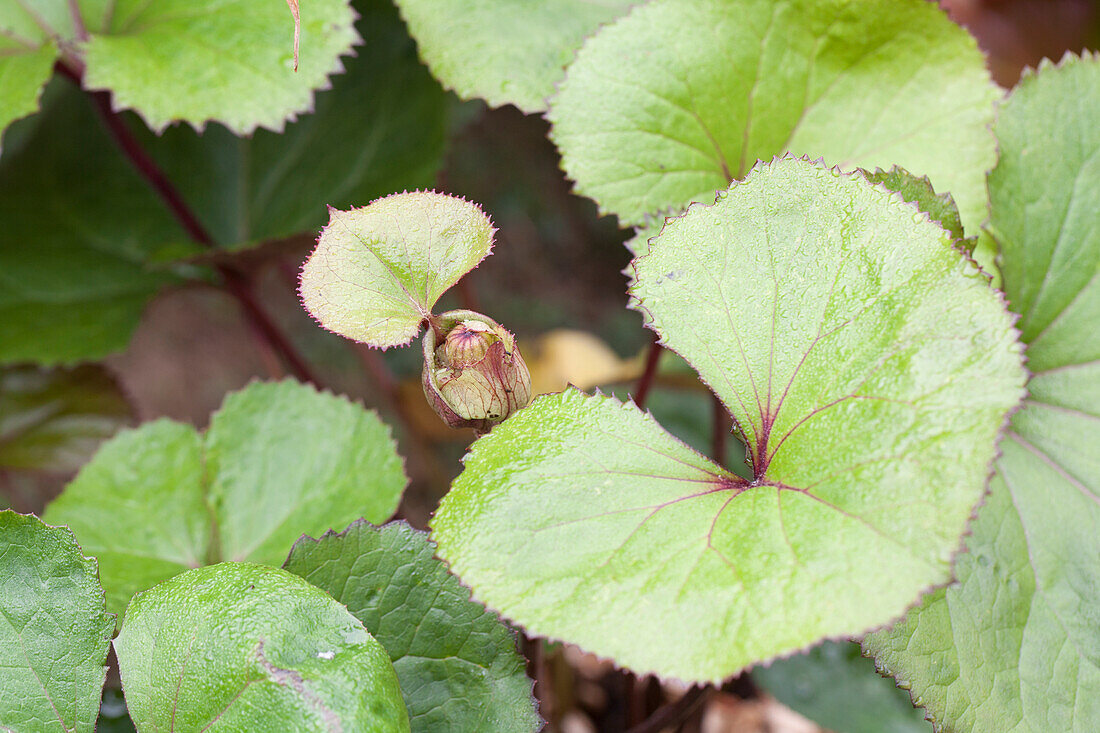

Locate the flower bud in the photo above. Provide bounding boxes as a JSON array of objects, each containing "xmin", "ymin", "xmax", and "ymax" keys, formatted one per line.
[{"xmin": 422, "ymin": 310, "xmax": 532, "ymax": 432}]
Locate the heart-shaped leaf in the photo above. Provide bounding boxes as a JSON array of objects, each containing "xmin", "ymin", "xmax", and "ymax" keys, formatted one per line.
[
  {"xmin": 44, "ymin": 380, "xmax": 406, "ymax": 618},
  {"xmin": 864, "ymin": 52, "xmax": 1100, "ymax": 733},
  {"xmin": 0, "ymin": 511, "xmax": 114, "ymax": 733},
  {"xmin": 114, "ymin": 562, "xmax": 409, "ymax": 732},
  {"xmin": 430, "ymin": 157, "xmax": 1025, "ymax": 682},
  {"xmin": 549, "ymin": 0, "xmax": 997, "ymax": 242},
  {"xmin": 285, "ymin": 521, "xmax": 541, "ymax": 732},
  {"xmin": 394, "ymin": 0, "xmax": 630, "ymax": 113},
  {"xmin": 300, "ymin": 191, "xmax": 495, "ymax": 348},
  {"xmin": 81, "ymin": 0, "xmax": 359, "ymax": 133}
]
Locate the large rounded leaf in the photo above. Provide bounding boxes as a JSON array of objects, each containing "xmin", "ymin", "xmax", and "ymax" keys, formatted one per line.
[
  {"xmin": 114, "ymin": 562, "xmax": 409, "ymax": 732},
  {"xmin": 0, "ymin": 511, "xmax": 114, "ymax": 733},
  {"xmin": 300, "ymin": 191, "xmax": 495, "ymax": 348},
  {"xmin": 285, "ymin": 521, "xmax": 540, "ymax": 732},
  {"xmin": 430, "ymin": 157, "xmax": 1024, "ymax": 682},
  {"xmin": 82, "ymin": 0, "xmax": 359, "ymax": 133},
  {"xmin": 44, "ymin": 380, "xmax": 407, "ymax": 618},
  {"xmin": 549, "ymin": 0, "xmax": 997, "ymax": 236},
  {"xmin": 865, "ymin": 53, "xmax": 1100, "ymax": 733},
  {"xmin": 394, "ymin": 0, "xmax": 630, "ymax": 113}
]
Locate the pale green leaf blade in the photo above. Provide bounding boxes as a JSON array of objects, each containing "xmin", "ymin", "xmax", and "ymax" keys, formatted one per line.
[
  {"xmin": 41, "ymin": 381, "xmax": 406, "ymax": 617},
  {"xmin": 114, "ymin": 563, "xmax": 409, "ymax": 732},
  {"xmin": 0, "ymin": 511, "xmax": 114, "ymax": 733},
  {"xmin": 631, "ymin": 158, "xmax": 1022, "ymax": 496},
  {"xmin": 549, "ymin": 0, "xmax": 997, "ymax": 238},
  {"xmin": 134, "ymin": 0, "xmax": 449, "ymax": 249},
  {"xmin": 865, "ymin": 53, "xmax": 1100, "ymax": 733},
  {"xmin": 432, "ymin": 158, "xmax": 1024, "ymax": 683},
  {"xmin": 394, "ymin": 0, "xmax": 629, "ymax": 113},
  {"xmin": 753, "ymin": 641, "xmax": 932, "ymax": 733},
  {"xmin": 284, "ymin": 521, "xmax": 541, "ymax": 732},
  {"xmin": 0, "ymin": 79, "xmax": 188, "ymax": 365},
  {"xmin": 0, "ymin": 39, "xmax": 55, "ymax": 145},
  {"xmin": 432, "ymin": 388, "xmax": 751, "ymax": 681},
  {"xmin": 205, "ymin": 380, "xmax": 406, "ymax": 564},
  {"xmin": 83, "ymin": 0, "xmax": 359, "ymax": 134},
  {"xmin": 0, "ymin": 364, "xmax": 132, "ymax": 472},
  {"xmin": 300, "ymin": 191, "xmax": 495, "ymax": 348},
  {"xmin": 43, "ymin": 420, "xmax": 210, "ymax": 619},
  {"xmin": 989, "ymin": 54, "xmax": 1100, "ymax": 346}
]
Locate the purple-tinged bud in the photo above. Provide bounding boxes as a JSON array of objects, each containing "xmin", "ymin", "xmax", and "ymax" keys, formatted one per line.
[{"xmin": 422, "ymin": 310, "xmax": 532, "ymax": 433}]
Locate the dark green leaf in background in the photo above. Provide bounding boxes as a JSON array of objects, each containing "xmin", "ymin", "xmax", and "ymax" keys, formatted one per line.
[
  {"xmin": 753, "ymin": 641, "xmax": 932, "ymax": 733},
  {"xmin": 43, "ymin": 380, "xmax": 407, "ymax": 618},
  {"xmin": 0, "ymin": 511, "xmax": 114, "ymax": 733},
  {"xmin": 0, "ymin": 80, "xmax": 189, "ymax": 366},
  {"xmin": 114, "ymin": 562, "xmax": 409, "ymax": 732},
  {"xmin": 285, "ymin": 521, "xmax": 541, "ymax": 732},
  {"xmin": 865, "ymin": 52, "xmax": 1100, "ymax": 733}
]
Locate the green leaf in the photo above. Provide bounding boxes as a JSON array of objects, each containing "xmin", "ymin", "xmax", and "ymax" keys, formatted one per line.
[
  {"xmin": 300, "ymin": 191, "xmax": 496, "ymax": 348},
  {"xmin": 284, "ymin": 521, "xmax": 541, "ymax": 732},
  {"xmin": 114, "ymin": 562, "xmax": 409, "ymax": 732},
  {"xmin": 81, "ymin": 0, "xmax": 359, "ymax": 134},
  {"xmin": 205, "ymin": 380, "xmax": 406, "ymax": 565},
  {"xmin": 430, "ymin": 158, "xmax": 1025, "ymax": 682},
  {"xmin": 0, "ymin": 365, "xmax": 133, "ymax": 472},
  {"xmin": 43, "ymin": 380, "xmax": 406, "ymax": 617},
  {"xmin": 549, "ymin": 0, "xmax": 997, "ymax": 238},
  {"xmin": 859, "ymin": 166, "xmax": 970, "ymax": 251},
  {"xmin": 0, "ymin": 78, "xmax": 189, "ymax": 366},
  {"xmin": 753, "ymin": 641, "xmax": 932, "ymax": 733},
  {"xmin": 0, "ymin": 511, "xmax": 114, "ymax": 733},
  {"xmin": 133, "ymin": 0, "xmax": 449, "ymax": 249},
  {"xmin": 394, "ymin": 0, "xmax": 630, "ymax": 113},
  {"xmin": 0, "ymin": 36, "xmax": 55, "ymax": 146},
  {"xmin": 864, "ymin": 53, "xmax": 1100, "ymax": 733}
]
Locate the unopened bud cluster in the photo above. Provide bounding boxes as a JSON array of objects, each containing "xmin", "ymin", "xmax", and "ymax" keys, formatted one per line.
[{"xmin": 422, "ymin": 310, "xmax": 532, "ymax": 432}]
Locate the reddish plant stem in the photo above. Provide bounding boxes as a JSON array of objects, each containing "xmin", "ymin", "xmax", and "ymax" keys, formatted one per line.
[
  {"xmin": 624, "ymin": 686, "xmax": 709, "ymax": 733},
  {"xmin": 55, "ymin": 59, "xmax": 321, "ymax": 387},
  {"xmin": 633, "ymin": 337, "xmax": 663, "ymax": 409}
]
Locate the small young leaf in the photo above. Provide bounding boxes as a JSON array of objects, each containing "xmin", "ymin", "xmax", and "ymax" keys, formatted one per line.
[
  {"xmin": 431, "ymin": 158, "xmax": 1025, "ymax": 682},
  {"xmin": 114, "ymin": 563, "xmax": 409, "ymax": 732},
  {"xmin": 284, "ymin": 521, "xmax": 541, "ymax": 732},
  {"xmin": 300, "ymin": 191, "xmax": 495, "ymax": 348},
  {"xmin": 549, "ymin": 0, "xmax": 997, "ymax": 237},
  {"xmin": 0, "ymin": 511, "xmax": 114, "ymax": 733},
  {"xmin": 394, "ymin": 0, "xmax": 630, "ymax": 113},
  {"xmin": 0, "ymin": 364, "xmax": 133, "ymax": 472},
  {"xmin": 865, "ymin": 52, "xmax": 1100, "ymax": 733},
  {"xmin": 82, "ymin": 0, "xmax": 359, "ymax": 134},
  {"xmin": 44, "ymin": 380, "xmax": 407, "ymax": 617}
]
